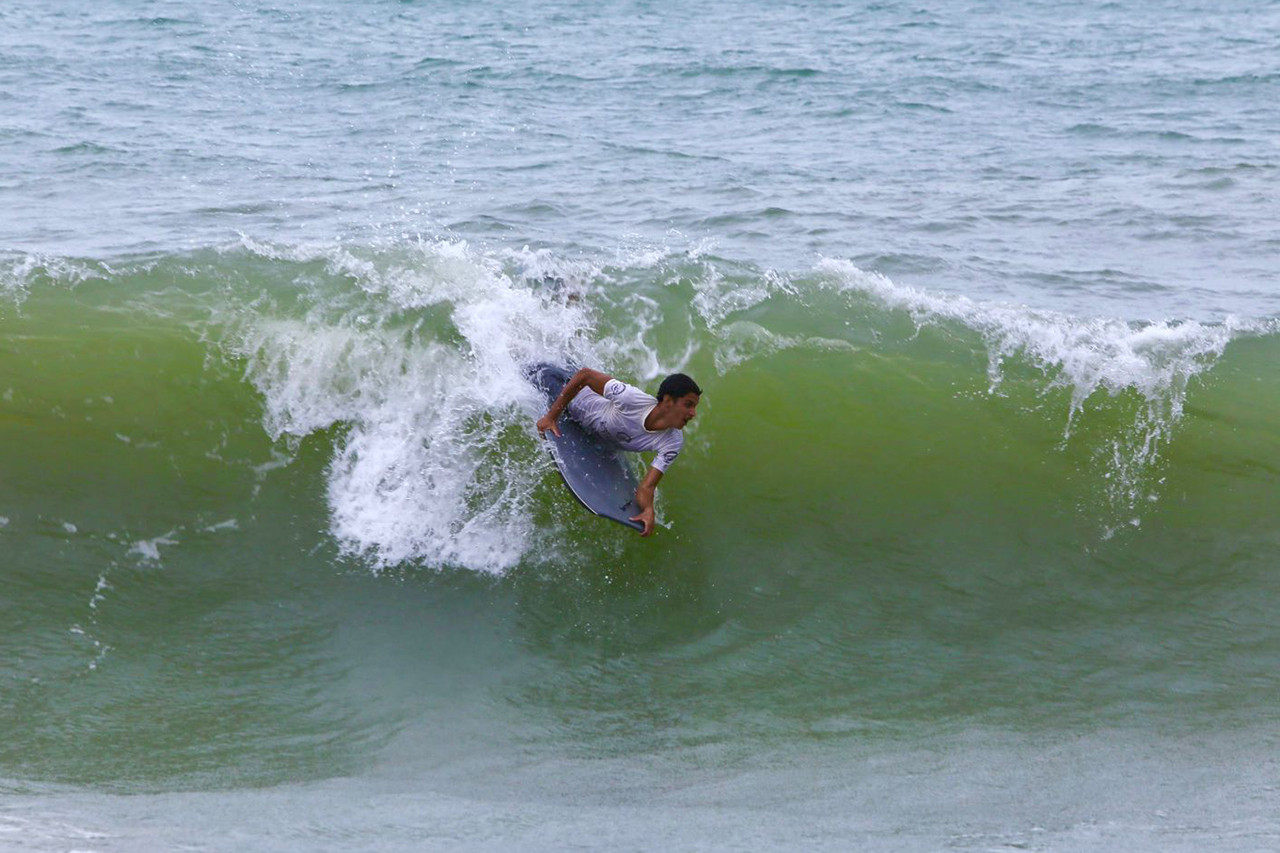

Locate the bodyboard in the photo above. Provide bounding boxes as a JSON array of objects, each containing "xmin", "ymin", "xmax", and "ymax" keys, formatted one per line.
[{"xmin": 526, "ymin": 363, "xmax": 644, "ymax": 531}]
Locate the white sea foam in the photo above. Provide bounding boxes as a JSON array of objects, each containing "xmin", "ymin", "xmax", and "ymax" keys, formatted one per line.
[
  {"xmin": 232, "ymin": 240, "xmax": 601, "ymax": 572},
  {"xmin": 818, "ymin": 259, "xmax": 1243, "ymax": 412},
  {"xmin": 818, "ymin": 259, "xmax": 1253, "ymax": 517},
  {"xmin": 128, "ymin": 531, "xmax": 179, "ymax": 563},
  {"xmin": 0, "ymin": 253, "xmax": 108, "ymax": 302},
  {"xmin": 693, "ymin": 266, "xmax": 796, "ymax": 331}
]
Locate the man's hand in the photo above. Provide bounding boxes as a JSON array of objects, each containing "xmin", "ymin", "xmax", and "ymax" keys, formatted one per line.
[
  {"xmin": 631, "ymin": 467, "xmax": 662, "ymax": 537},
  {"xmin": 536, "ymin": 412, "xmax": 561, "ymax": 438},
  {"xmin": 630, "ymin": 506, "xmax": 656, "ymax": 537}
]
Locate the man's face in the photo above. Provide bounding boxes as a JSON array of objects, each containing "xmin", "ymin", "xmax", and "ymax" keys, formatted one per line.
[{"xmin": 672, "ymin": 392, "xmax": 699, "ymax": 428}]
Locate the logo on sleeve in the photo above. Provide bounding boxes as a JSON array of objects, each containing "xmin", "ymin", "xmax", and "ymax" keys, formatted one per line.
[{"xmin": 662, "ymin": 450, "xmax": 678, "ymax": 466}]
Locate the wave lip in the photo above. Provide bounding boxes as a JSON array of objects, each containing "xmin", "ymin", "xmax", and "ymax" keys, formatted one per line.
[
  {"xmin": 818, "ymin": 258, "xmax": 1259, "ymax": 522},
  {"xmin": 819, "ymin": 258, "xmax": 1245, "ymax": 412}
]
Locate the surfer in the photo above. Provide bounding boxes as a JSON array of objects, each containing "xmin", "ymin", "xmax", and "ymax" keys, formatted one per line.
[{"xmin": 536, "ymin": 368, "xmax": 701, "ymax": 536}]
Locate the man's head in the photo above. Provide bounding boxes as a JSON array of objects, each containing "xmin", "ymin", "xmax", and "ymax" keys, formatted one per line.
[
  {"xmin": 657, "ymin": 373, "xmax": 701, "ymax": 403},
  {"xmin": 654, "ymin": 373, "xmax": 701, "ymax": 430}
]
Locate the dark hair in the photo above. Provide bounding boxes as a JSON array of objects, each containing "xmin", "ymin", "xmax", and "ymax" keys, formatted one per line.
[{"xmin": 657, "ymin": 373, "xmax": 701, "ymax": 401}]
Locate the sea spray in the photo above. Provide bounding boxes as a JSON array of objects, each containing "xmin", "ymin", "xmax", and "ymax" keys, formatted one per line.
[
  {"xmin": 227, "ymin": 239, "xmax": 604, "ymax": 571},
  {"xmin": 816, "ymin": 258, "xmax": 1246, "ymax": 525},
  {"xmin": 0, "ymin": 252, "xmax": 112, "ymax": 304}
]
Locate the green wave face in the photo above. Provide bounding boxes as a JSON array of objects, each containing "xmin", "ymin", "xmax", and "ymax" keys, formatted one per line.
[{"xmin": 3, "ymin": 242, "xmax": 1279, "ymax": 789}]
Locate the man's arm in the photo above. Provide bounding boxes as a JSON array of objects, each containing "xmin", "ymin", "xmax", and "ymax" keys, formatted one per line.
[
  {"xmin": 630, "ymin": 466, "xmax": 663, "ymax": 537},
  {"xmin": 536, "ymin": 367, "xmax": 612, "ymax": 438}
]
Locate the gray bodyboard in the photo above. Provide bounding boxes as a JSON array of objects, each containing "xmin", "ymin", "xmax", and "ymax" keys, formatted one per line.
[{"xmin": 527, "ymin": 363, "xmax": 644, "ymax": 531}]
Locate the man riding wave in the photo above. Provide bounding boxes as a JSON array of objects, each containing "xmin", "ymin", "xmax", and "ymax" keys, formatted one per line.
[{"xmin": 536, "ymin": 368, "xmax": 701, "ymax": 536}]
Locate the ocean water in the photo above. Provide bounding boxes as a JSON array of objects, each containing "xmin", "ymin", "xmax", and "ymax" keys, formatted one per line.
[{"xmin": 3, "ymin": 0, "xmax": 1280, "ymax": 849}]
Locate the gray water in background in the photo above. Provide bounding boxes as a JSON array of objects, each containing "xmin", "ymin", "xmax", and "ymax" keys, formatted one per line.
[{"xmin": 3, "ymin": 0, "xmax": 1278, "ymax": 320}]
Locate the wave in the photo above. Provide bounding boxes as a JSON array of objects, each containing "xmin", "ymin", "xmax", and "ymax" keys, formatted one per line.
[{"xmin": 2, "ymin": 239, "xmax": 1276, "ymax": 573}]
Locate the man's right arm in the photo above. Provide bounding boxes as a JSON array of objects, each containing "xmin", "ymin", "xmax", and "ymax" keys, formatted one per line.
[{"xmin": 537, "ymin": 367, "xmax": 612, "ymax": 437}]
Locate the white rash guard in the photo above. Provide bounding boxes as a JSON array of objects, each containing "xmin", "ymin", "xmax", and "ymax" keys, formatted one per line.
[{"xmin": 567, "ymin": 379, "xmax": 684, "ymax": 472}]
